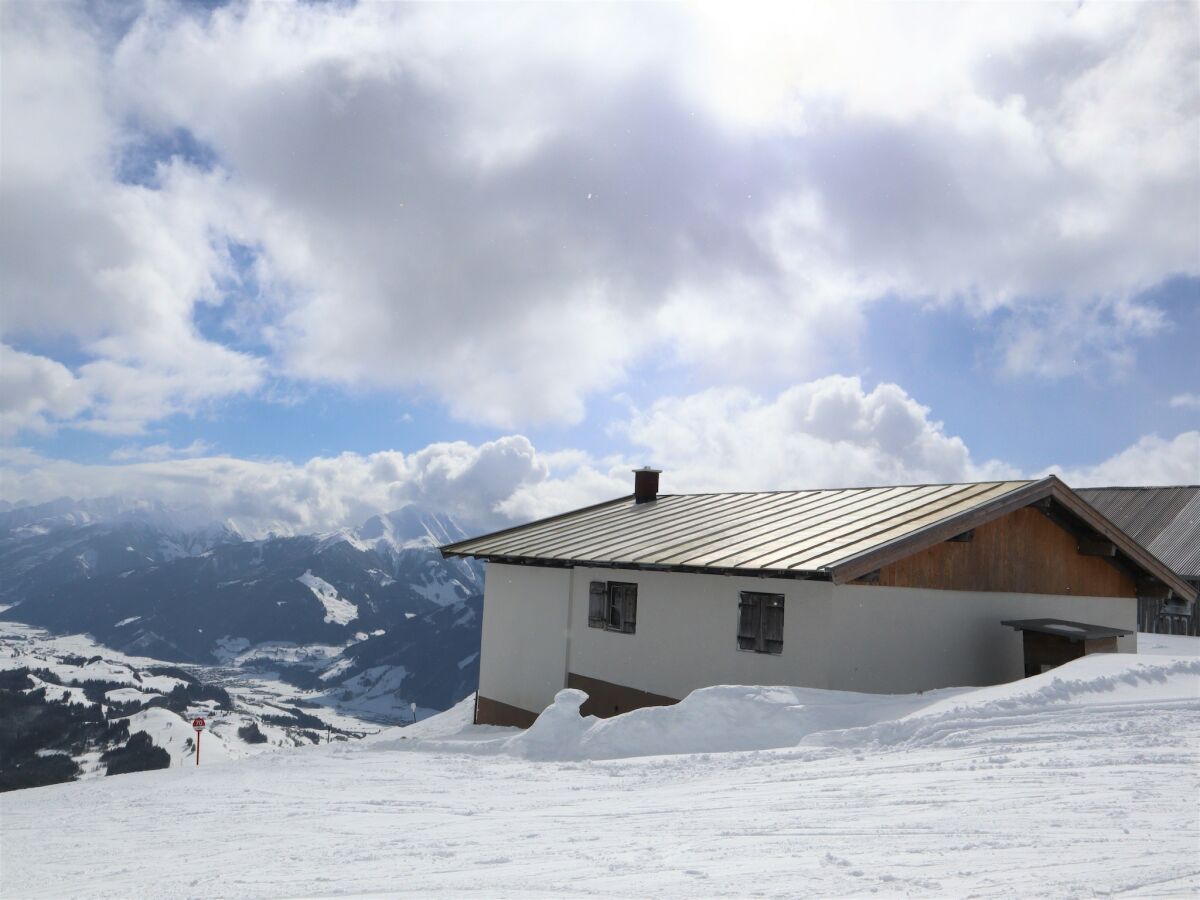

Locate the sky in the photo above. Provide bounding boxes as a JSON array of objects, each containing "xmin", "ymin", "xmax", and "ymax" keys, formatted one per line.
[{"xmin": 1, "ymin": 0, "xmax": 1198, "ymax": 536}]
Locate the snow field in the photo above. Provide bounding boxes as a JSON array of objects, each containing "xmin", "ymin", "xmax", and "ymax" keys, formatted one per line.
[
  {"xmin": 3, "ymin": 647, "xmax": 1198, "ymax": 898},
  {"xmin": 297, "ymin": 570, "xmax": 359, "ymax": 625}
]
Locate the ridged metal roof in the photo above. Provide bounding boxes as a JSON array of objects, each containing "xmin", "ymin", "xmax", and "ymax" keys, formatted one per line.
[
  {"xmin": 1079, "ymin": 487, "xmax": 1200, "ymax": 580},
  {"xmin": 444, "ymin": 480, "xmax": 1033, "ymax": 576}
]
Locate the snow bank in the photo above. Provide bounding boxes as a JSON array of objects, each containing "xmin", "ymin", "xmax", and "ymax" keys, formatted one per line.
[
  {"xmin": 807, "ymin": 653, "xmax": 1200, "ymax": 751},
  {"xmin": 399, "ymin": 653, "xmax": 1200, "ymax": 763},
  {"xmin": 1137, "ymin": 631, "xmax": 1200, "ymax": 657},
  {"xmin": 499, "ymin": 683, "xmax": 964, "ymax": 761}
]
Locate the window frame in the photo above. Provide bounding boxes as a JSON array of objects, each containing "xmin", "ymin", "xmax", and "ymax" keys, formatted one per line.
[
  {"xmin": 587, "ymin": 580, "xmax": 638, "ymax": 635},
  {"xmin": 737, "ymin": 591, "xmax": 784, "ymax": 655}
]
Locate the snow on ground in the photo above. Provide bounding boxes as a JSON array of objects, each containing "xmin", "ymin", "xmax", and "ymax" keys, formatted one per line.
[
  {"xmin": 104, "ymin": 686, "xmax": 156, "ymax": 704},
  {"xmin": 0, "ymin": 621, "xmax": 191, "ymax": 694},
  {"xmin": 1138, "ymin": 631, "xmax": 1200, "ymax": 656},
  {"xmin": 296, "ymin": 570, "xmax": 359, "ymax": 625},
  {"xmin": 3, "ymin": 645, "xmax": 1198, "ymax": 898},
  {"xmin": 311, "ymin": 664, "xmax": 438, "ymax": 723},
  {"xmin": 212, "ymin": 636, "xmax": 348, "ymax": 669},
  {"xmin": 412, "ymin": 577, "xmax": 467, "ymax": 606},
  {"xmin": 0, "ymin": 621, "xmax": 384, "ymax": 762},
  {"xmin": 125, "ymin": 707, "xmax": 235, "ymax": 764}
]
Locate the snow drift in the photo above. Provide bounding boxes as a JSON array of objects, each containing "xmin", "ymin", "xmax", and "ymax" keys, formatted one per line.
[{"xmin": 405, "ymin": 652, "xmax": 1200, "ymax": 762}]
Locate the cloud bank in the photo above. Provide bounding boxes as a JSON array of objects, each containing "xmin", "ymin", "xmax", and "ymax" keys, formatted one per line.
[
  {"xmin": 1, "ymin": 1, "xmax": 1196, "ymax": 434},
  {"xmin": 3, "ymin": 377, "xmax": 1194, "ymax": 536}
]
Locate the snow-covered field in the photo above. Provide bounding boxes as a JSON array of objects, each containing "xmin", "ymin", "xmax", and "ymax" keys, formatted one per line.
[{"xmin": 3, "ymin": 642, "xmax": 1198, "ymax": 898}]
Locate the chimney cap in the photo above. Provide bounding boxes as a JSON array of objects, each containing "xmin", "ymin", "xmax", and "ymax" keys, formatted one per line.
[{"xmin": 632, "ymin": 466, "xmax": 662, "ymax": 474}]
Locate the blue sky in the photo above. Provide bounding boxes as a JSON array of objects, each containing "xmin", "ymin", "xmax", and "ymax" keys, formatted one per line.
[{"xmin": 1, "ymin": 1, "xmax": 1197, "ymax": 534}]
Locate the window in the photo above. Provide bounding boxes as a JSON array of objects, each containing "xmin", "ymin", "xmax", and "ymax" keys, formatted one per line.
[
  {"xmin": 738, "ymin": 591, "xmax": 784, "ymax": 654},
  {"xmin": 588, "ymin": 580, "xmax": 637, "ymax": 634}
]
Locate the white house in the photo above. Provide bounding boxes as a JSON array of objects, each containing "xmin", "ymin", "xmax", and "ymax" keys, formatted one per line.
[{"xmin": 442, "ymin": 471, "xmax": 1195, "ymax": 727}]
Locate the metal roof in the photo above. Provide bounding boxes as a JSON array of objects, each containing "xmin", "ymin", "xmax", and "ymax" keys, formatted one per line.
[
  {"xmin": 1001, "ymin": 618, "xmax": 1132, "ymax": 642},
  {"xmin": 1077, "ymin": 487, "xmax": 1200, "ymax": 580},
  {"xmin": 442, "ymin": 476, "xmax": 1196, "ymax": 601},
  {"xmin": 445, "ymin": 480, "xmax": 1030, "ymax": 575}
]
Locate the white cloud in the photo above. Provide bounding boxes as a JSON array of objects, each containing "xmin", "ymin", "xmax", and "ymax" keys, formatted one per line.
[
  {"xmin": 497, "ymin": 376, "xmax": 1024, "ymax": 523},
  {"xmin": 110, "ymin": 440, "xmax": 212, "ymax": 462},
  {"xmin": 0, "ymin": 345, "xmax": 89, "ymax": 436},
  {"xmin": 622, "ymin": 376, "xmax": 1018, "ymax": 491},
  {"xmin": 20, "ymin": 0, "xmax": 1179, "ymax": 434},
  {"xmin": 0, "ymin": 435, "xmax": 550, "ymax": 537},
  {"xmin": 0, "ymin": 4, "xmax": 264, "ymax": 434},
  {"xmin": 1045, "ymin": 432, "xmax": 1200, "ymax": 487},
  {"xmin": 3, "ymin": 375, "xmax": 1196, "ymax": 535},
  {"xmin": 1169, "ymin": 393, "xmax": 1200, "ymax": 411}
]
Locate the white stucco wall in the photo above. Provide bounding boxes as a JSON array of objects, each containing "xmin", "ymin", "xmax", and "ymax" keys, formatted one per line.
[
  {"xmin": 566, "ymin": 566, "xmax": 834, "ymax": 700},
  {"xmin": 476, "ymin": 563, "xmax": 571, "ymax": 714},
  {"xmin": 827, "ymin": 584, "xmax": 1137, "ymax": 693},
  {"xmin": 478, "ymin": 562, "xmax": 1139, "ymax": 712}
]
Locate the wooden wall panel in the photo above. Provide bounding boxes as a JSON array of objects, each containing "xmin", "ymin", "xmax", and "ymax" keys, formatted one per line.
[
  {"xmin": 474, "ymin": 695, "xmax": 538, "ymax": 728},
  {"xmin": 567, "ymin": 672, "xmax": 678, "ymax": 719},
  {"xmin": 867, "ymin": 507, "xmax": 1137, "ymax": 597}
]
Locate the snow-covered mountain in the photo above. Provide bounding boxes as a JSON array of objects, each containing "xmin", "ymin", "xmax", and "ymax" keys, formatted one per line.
[
  {"xmin": 0, "ymin": 620, "xmax": 382, "ymax": 792},
  {"xmin": 0, "ymin": 500, "xmax": 485, "ymax": 720}
]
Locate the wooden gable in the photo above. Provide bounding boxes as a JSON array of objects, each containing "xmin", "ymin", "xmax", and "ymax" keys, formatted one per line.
[{"xmin": 860, "ymin": 506, "xmax": 1137, "ymax": 598}]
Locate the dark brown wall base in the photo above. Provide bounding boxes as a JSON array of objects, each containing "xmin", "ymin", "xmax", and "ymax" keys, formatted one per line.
[
  {"xmin": 474, "ymin": 694, "xmax": 539, "ymax": 728},
  {"xmin": 568, "ymin": 672, "xmax": 678, "ymax": 719},
  {"xmin": 1017, "ymin": 632, "xmax": 1118, "ymax": 678}
]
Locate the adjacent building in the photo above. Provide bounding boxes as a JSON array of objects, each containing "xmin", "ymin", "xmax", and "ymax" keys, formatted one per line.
[
  {"xmin": 442, "ymin": 472, "xmax": 1196, "ymax": 727},
  {"xmin": 1077, "ymin": 486, "xmax": 1199, "ymax": 635}
]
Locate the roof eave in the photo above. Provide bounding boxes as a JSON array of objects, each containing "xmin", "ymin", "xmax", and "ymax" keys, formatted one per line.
[
  {"xmin": 438, "ymin": 495, "xmax": 632, "ymax": 559},
  {"xmin": 440, "ymin": 552, "xmax": 832, "ymax": 582}
]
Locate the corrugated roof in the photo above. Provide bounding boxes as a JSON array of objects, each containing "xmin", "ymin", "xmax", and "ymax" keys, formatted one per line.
[
  {"xmin": 1076, "ymin": 486, "xmax": 1198, "ymax": 546},
  {"xmin": 443, "ymin": 476, "xmax": 1197, "ymax": 601},
  {"xmin": 1077, "ymin": 487, "xmax": 1200, "ymax": 580},
  {"xmin": 445, "ymin": 480, "xmax": 1032, "ymax": 575}
]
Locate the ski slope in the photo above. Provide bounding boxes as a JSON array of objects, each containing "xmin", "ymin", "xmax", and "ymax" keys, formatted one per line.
[{"xmin": 2, "ymin": 645, "xmax": 1198, "ymax": 898}]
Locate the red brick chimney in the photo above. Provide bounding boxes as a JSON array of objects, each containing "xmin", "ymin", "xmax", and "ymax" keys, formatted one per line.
[{"xmin": 633, "ymin": 467, "xmax": 661, "ymax": 504}]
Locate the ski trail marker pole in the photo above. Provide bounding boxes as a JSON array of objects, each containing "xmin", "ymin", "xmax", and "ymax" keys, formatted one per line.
[{"xmin": 192, "ymin": 717, "xmax": 206, "ymax": 766}]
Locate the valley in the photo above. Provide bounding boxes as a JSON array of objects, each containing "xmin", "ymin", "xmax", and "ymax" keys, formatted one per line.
[{"xmin": 0, "ymin": 499, "xmax": 486, "ymax": 789}]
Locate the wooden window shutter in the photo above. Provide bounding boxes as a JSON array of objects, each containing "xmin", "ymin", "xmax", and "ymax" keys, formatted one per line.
[
  {"xmin": 588, "ymin": 581, "xmax": 607, "ymax": 628},
  {"xmin": 737, "ymin": 592, "xmax": 760, "ymax": 651},
  {"xmin": 739, "ymin": 592, "xmax": 783, "ymax": 653},
  {"xmin": 762, "ymin": 595, "xmax": 784, "ymax": 654}
]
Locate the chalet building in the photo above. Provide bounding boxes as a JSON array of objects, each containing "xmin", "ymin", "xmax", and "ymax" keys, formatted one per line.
[
  {"xmin": 1077, "ymin": 486, "xmax": 1199, "ymax": 635},
  {"xmin": 441, "ymin": 472, "xmax": 1196, "ymax": 727}
]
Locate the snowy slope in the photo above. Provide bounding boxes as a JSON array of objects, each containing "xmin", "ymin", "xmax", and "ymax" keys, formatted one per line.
[
  {"xmin": 0, "ymin": 620, "xmax": 383, "ymax": 783},
  {"xmin": 296, "ymin": 570, "xmax": 359, "ymax": 625},
  {"xmin": 2, "ymin": 646, "xmax": 1197, "ymax": 898}
]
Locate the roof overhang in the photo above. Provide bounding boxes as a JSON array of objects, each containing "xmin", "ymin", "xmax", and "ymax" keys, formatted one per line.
[{"xmin": 441, "ymin": 476, "xmax": 1196, "ymax": 603}]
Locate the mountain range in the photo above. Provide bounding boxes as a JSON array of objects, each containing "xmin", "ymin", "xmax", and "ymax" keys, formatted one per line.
[{"xmin": 0, "ymin": 499, "xmax": 485, "ymax": 716}]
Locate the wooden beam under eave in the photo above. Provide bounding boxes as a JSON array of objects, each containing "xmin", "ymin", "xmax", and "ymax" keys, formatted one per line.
[
  {"xmin": 1137, "ymin": 579, "xmax": 1172, "ymax": 601},
  {"xmin": 1078, "ymin": 538, "xmax": 1116, "ymax": 557}
]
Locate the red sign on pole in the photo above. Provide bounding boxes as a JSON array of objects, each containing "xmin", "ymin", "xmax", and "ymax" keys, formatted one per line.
[{"xmin": 192, "ymin": 718, "xmax": 205, "ymax": 766}]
